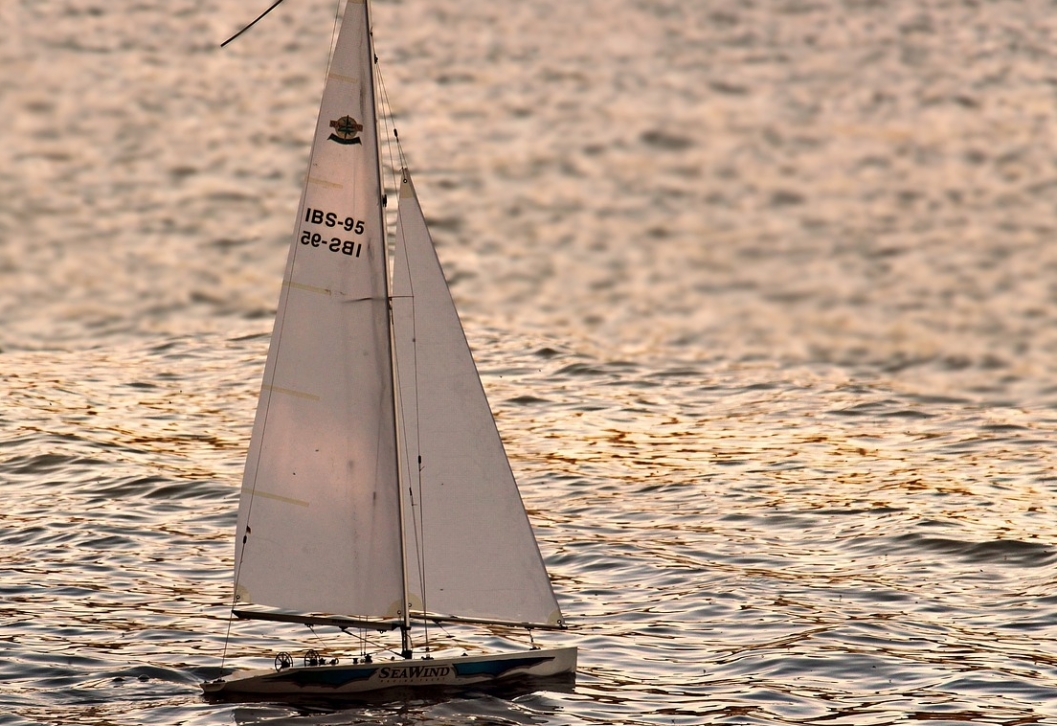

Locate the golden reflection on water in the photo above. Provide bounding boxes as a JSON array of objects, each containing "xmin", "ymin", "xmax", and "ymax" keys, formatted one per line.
[{"xmin": 5, "ymin": 329, "xmax": 1057, "ymax": 722}]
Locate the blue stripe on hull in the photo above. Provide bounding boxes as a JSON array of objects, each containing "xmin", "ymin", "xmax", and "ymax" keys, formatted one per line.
[
  {"xmin": 269, "ymin": 666, "xmax": 376, "ymax": 688},
  {"xmin": 453, "ymin": 656, "xmax": 554, "ymax": 677}
]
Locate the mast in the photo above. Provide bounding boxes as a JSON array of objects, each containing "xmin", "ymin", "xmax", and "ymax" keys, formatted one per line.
[{"xmin": 362, "ymin": 0, "xmax": 414, "ymax": 660}]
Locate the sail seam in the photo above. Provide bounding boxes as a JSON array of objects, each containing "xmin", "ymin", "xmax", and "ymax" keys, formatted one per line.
[
  {"xmin": 327, "ymin": 72, "xmax": 359, "ymax": 84},
  {"xmin": 283, "ymin": 281, "xmax": 332, "ymax": 296},
  {"xmin": 250, "ymin": 490, "xmax": 310, "ymax": 507},
  {"xmin": 263, "ymin": 384, "xmax": 320, "ymax": 401}
]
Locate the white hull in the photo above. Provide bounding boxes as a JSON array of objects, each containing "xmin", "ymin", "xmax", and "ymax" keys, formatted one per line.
[{"xmin": 202, "ymin": 646, "xmax": 576, "ymax": 698}]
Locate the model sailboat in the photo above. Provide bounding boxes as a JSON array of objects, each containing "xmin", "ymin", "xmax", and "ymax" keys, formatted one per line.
[{"xmin": 202, "ymin": 0, "xmax": 575, "ymax": 698}]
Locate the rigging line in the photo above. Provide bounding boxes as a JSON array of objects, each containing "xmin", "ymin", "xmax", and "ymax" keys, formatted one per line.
[
  {"xmin": 375, "ymin": 51, "xmax": 428, "ymax": 657},
  {"xmin": 307, "ymin": 623, "xmax": 327, "ymax": 648},
  {"xmin": 412, "ymin": 326, "xmax": 430, "ymax": 655},
  {"xmin": 376, "ymin": 63, "xmax": 408, "ymax": 172},
  {"xmin": 398, "ymin": 183, "xmax": 430, "ymax": 652},
  {"xmin": 390, "ymin": 247, "xmax": 431, "ymax": 654},
  {"xmin": 340, "ymin": 626, "xmax": 368, "ymax": 658},
  {"xmin": 374, "ymin": 62, "xmax": 403, "ymax": 213},
  {"xmin": 220, "ymin": 0, "xmax": 289, "ymax": 47},
  {"xmin": 395, "ymin": 199, "xmax": 430, "ymax": 655},
  {"xmin": 390, "ymin": 192, "xmax": 432, "ymax": 654},
  {"xmin": 406, "ymin": 319, "xmax": 433, "ymax": 655},
  {"xmin": 325, "ymin": 0, "xmax": 343, "ymax": 82},
  {"xmin": 341, "ymin": 627, "xmax": 395, "ymax": 658},
  {"xmin": 217, "ymin": 612, "xmax": 236, "ymax": 678},
  {"xmin": 432, "ymin": 619, "xmax": 457, "ymax": 643},
  {"xmin": 382, "ymin": 134, "xmax": 430, "ymax": 655},
  {"xmin": 376, "ymin": 63, "xmax": 426, "ymax": 639},
  {"xmin": 363, "ymin": 0, "xmax": 412, "ymax": 661}
]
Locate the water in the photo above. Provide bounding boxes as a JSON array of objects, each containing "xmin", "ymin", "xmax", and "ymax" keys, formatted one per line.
[{"xmin": 4, "ymin": 0, "xmax": 1057, "ymax": 723}]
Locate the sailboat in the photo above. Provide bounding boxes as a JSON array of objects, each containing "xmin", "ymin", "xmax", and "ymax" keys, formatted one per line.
[{"xmin": 201, "ymin": 0, "xmax": 576, "ymax": 698}]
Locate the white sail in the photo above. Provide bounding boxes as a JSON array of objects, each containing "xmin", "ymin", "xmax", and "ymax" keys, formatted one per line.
[
  {"xmin": 232, "ymin": 0, "xmax": 404, "ymax": 622},
  {"xmin": 391, "ymin": 170, "xmax": 564, "ymax": 628}
]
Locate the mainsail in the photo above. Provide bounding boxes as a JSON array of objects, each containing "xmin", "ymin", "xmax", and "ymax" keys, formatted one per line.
[
  {"xmin": 233, "ymin": 0, "xmax": 403, "ymax": 622},
  {"xmin": 231, "ymin": 0, "xmax": 562, "ymax": 633},
  {"xmin": 391, "ymin": 171, "xmax": 563, "ymax": 629}
]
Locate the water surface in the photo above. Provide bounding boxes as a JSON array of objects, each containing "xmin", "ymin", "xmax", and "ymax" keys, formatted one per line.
[{"xmin": 4, "ymin": 0, "xmax": 1057, "ymax": 723}]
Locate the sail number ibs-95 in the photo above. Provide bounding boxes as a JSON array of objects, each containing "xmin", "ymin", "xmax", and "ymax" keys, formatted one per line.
[{"xmin": 301, "ymin": 207, "xmax": 365, "ymax": 257}]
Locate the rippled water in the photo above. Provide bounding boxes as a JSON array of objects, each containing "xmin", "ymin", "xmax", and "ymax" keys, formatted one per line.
[{"xmin": 5, "ymin": 0, "xmax": 1057, "ymax": 723}]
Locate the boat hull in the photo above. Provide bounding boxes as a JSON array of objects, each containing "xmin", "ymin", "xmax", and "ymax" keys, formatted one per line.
[{"xmin": 201, "ymin": 646, "xmax": 576, "ymax": 698}]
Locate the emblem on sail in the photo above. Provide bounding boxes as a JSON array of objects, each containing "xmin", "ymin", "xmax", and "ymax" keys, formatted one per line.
[{"xmin": 328, "ymin": 115, "xmax": 364, "ymax": 145}]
